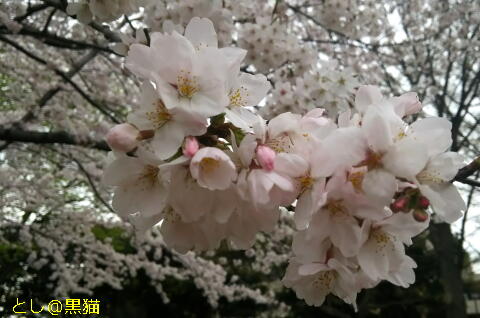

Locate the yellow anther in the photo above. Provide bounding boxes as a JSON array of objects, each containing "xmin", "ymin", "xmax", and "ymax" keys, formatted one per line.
[
  {"xmin": 146, "ymin": 99, "xmax": 172, "ymax": 129},
  {"xmin": 325, "ymin": 199, "xmax": 348, "ymax": 218},
  {"xmin": 348, "ymin": 171, "xmax": 365, "ymax": 192},
  {"xmin": 140, "ymin": 165, "xmax": 159, "ymax": 187},
  {"xmin": 229, "ymin": 86, "xmax": 249, "ymax": 107},
  {"xmin": 312, "ymin": 270, "xmax": 337, "ymax": 290},
  {"xmin": 177, "ymin": 70, "xmax": 199, "ymax": 98},
  {"xmin": 200, "ymin": 157, "xmax": 219, "ymax": 173}
]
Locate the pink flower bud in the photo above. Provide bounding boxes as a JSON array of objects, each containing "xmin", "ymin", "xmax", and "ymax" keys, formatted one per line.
[
  {"xmin": 256, "ymin": 145, "xmax": 276, "ymax": 171},
  {"xmin": 390, "ymin": 197, "xmax": 409, "ymax": 213},
  {"xmin": 413, "ymin": 209, "xmax": 429, "ymax": 222},
  {"xmin": 418, "ymin": 196, "xmax": 430, "ymax": 209},
  {"xmin": 183, "ymin": 136, "xmax": 199, "ymax": 158},
  {"xmin": 105, "ymin": 123, "xmax": 139, "ymax": 153}
]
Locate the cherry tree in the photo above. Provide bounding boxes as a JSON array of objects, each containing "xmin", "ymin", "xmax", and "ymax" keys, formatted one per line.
[{"xmin": 1, "ymin": 1, "xmax": 479, "ymax": 317}]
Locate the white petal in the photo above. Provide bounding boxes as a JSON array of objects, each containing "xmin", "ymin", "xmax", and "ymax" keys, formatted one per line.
[
  {"xmin": 274, "ymin": 153, "xmax": 309, "ymax": 178},
  {"xmin": 383, "ymin": 138, "xmax": 429, "ymax": 179},
  {"xmin": 149, "ymin": 31, "xmax": 196, "ymax": 84},
  {"xmin": 386, "ymin": 256, "xmax": 417, "ymax": 287},
  {"xmin": 102, "ymin": 156, "xmax": 144, "ymax": 186},
  {"xmin": 298, "ymin": 263, "xmax": 328, "ymax": 276},
  {"xmin": 125, "ymin": 44, "xmax": 154, "ymax": 79},
  {"xmin": 225, "ymin": 108, "xmax": 255, "ymax": 132},
  {"xmin": 184, "ymin": 17, "xmax": 218, "ymax": 49},
  {"xmin": 420, "ymin": 184, "xmax": 465, "ymax": 223},
  {"xmin": 362, "ymin": 106, "xmax": 393, "ymax": 152},
  {"xmin": 424, "ymin": 152, "xmax": 464, "ymax": 182},
  {"xmin": 238, "ymin": 134, "xmax": 257, "ymax": 167},
  {"xmin": 294, "ymin": 191, "xmax": 315, "ymax": 230},
  {"xmin": 362, "ymin": 169, "xmax": 397, "ymax": 206},
  {"xmin": 152, "ymin": 122, "xmax": 185, "ymax": 160},
  {"xmin": 220, "ymin": 47, "xmax": 247, "ymax": 74},
  {"xmin": 311, "ymin": 127, "xmax": 366, "ymax": 177},
  {"xmin": 378, "ymin": 212, "xmax": 429, "ymax": 245},
  {"xmin": 329, "ymin": 217, "xmax": 364, "ymax": 257},
  {"xmin": 267, "ymin": 112, "xmax": 301, "ymax": 139},
  {"xmin": 355, "ymin": 85, "xmax": 383, "ymax": 113},
  {"xmin": 170, "ymin": 107, "xmax": 208, "ymax": 136},
  {"xmin": 233, "ymin": 73, "xmax": 270, "ymax": 106},
  {"xmin": 390, "ymin": 92, "xmax": 422, "ymax": 117},
  {"xmin": 409, "ymin": 117, "xmax": 452, "ymax": 156}
]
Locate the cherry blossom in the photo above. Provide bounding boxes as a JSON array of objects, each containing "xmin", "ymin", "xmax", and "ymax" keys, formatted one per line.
[{"xmin": 96, "ymin": 15, "xmax": 467, "ymax": 310}]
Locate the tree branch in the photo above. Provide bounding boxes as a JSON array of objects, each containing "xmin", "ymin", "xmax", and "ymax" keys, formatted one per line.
[
  {"xmin": 0, "ymin": 127, "xmax": 109, "ymax": 151},
  {"xmin": 22, "ymin": 49, "xmax": 99, "ymax": 122},
  {"xmin": 0, "ymin": 34, "xmax": 120, "ymax": 123},
  {"xmin": 72, "ymin": 157, "xmax": 114, "ymax": 213},
  {"xmin": 453, "ymin": 157, "xmax": 480, "ymax": 182}
]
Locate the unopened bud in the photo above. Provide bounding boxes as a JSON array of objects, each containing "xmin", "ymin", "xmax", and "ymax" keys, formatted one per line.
[
  {"xmin": 256, "ymin": 145, "xmax": 276, "ymax": 171},
  {"xmin": 105, "ymin": 123, "xmax": 139, "ymax": 152},
  {"xmin": 391, "ymin": 197, "xmax": 409, "ymax": 213},
  {"xmin": 183, "ymin": 136, "xmax": 199, "ymax": 158},
  {"xmin": 418, "ymin": 196, "xmax": 430, "ymax": 209},
  {"xmin": 413, "ymin": 209, "xmax": 429, "ymax": 222}
]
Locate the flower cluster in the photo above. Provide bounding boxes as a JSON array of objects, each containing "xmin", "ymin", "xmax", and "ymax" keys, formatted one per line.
[
  {"xmin": 144, "ymin": 0, "xmax": 234, "ymax": 46},
  {"xmin": 67, "ymin": 0, "xmax": 145, "ymax": 23},
  {"xmin": 103, "ymin": 17, "xmax": 466, "ymax": 308},
  {"xmin": 238, "ymin": 16, "xmax": 316, "ymax": 74},
  {"xmin": 262, "ymin": 61, "xmax": 359, "ymax": 119},
  {"xmin": 307, "ymin": 0, "xmax": 388, "ymax": 38}
]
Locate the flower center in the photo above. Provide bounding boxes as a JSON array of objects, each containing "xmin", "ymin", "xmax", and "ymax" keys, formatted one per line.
[
  {"xmin": 200, "ymin": 157, "xmax": 220, "ymax": 173},
  {"xmin": 357, "ymin": 149, "xmax": 383, "ymax": 170},
  {"xmin": 296, "ymin": 175, "xmax": 314, "ymax": 193},
  {"xmin": 140, "ymin": 165, "xmax": 159, "ymax": 187},
  {"xmin": 325, "ymin": 199, "xmax": 348, "ymax": 218},
  {"xmin": 229, "ymin": 86, "xmax": 248, "ymax": 107},
  {"xmin": 370, "ymin": 229, "xmax": 394, "ymax": 254},
  {"xmin": 177, "ymin": 70, "xmax": 198, "ymax": 98},
  {"xmin": 395, "ymin": 131, "xmax": 407, "ymax": 141},
  {"xmin": 348, "ymin": 171, "xmax": 365, "ymax": 192},
  {"xmin": 146, "ymin": 99, "xmax": 172, "ymax": 129},
  {"xmin": 312, "ymin": 270, "xmax": 337, "ymax": 290},
  {"xmin": 164, "ymin": 207, "xmax": 182, "ymax": 223},
  {"xmin": 265, "ymin": 134, "xmax": 293, "ymax": 153}
]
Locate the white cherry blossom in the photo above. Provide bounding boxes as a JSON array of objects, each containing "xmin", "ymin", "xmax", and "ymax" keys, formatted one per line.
[
  {"xmin": 190, "ymin": 147, "xmax": 237, "ymax": 191},
  {"xmin": 127, "ymin": 82, "xmax": 207, "ymax": 159}
]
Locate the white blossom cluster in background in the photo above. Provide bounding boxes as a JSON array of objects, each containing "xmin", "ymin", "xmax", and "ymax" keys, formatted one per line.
[
  {"xmin": 0, "ymin": 210, "xmax": 284, "ymax": 312},
  {"xmin": 263, "ymin": 61, "xmax": 359, "ymax": 119},
  {"xmin": 237, "ymin": 15, "xmax": 316, "ymax": 75},
  {"xmin": 102, "ymin": 17, "xmax": 466, "ymax": 308},
  {"xmin": 311, "ymin": 0, "xmax": 388, "ymax": 38},
  {"xmin": 66, "ymin": 0, "xmax": 146, "ymax": 23},
  {"xmin": 144, "ymin": 0, "xmax": 235, "ymax": 47}
]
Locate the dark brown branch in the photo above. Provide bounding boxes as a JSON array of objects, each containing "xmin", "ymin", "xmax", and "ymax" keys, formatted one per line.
[
  {"xmin": 22, "ymin": 49, "xmax": 99, "ymax": 122},
  {"xmin": 41, "ymin": 8, "xmax": 57, "ymax": 33},
  {"xmin": 14, "ymin": 3, "xmax": 50, "ymax": 22},
  {"xmin": 0, "ymin": 24, "xmax": 116, "ymax": 54},
  {"xmin": 41, "ymin": 0, "xmax": 121, "ymax": 43},
  {"xmin": 456, "ymin": 178, "xmax": 480, "ymax": 187},
  {"xmin": 453, "ymin": 157, "xmax": 480, "ymax": 181},
  {"xmin": 0, "ymin": 127, "xmax": 109, "ymax": 151},
  {"xmin": 459, "ymin": 175, "xmax": 477, "ymax": 269}
]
